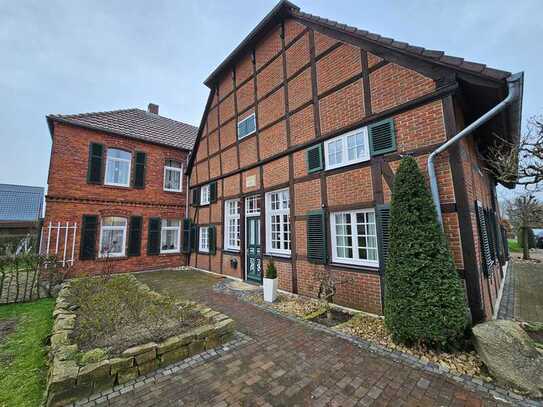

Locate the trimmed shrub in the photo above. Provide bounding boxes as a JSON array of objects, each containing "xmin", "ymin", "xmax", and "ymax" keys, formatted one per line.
[
  {"xmin": 384, "ymin": 156, "xmax": 467, "ymax": 349},
  {"xmin": 265, "ymin": 259, "xmax": 277, "ymax": 279},
  {"xmin": 518, "ymin": 227, "xmax": 535, "ymax": 249}
]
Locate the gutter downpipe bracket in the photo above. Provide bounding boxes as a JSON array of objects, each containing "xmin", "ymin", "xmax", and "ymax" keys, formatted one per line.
[{"xmin": 428, "ymin": 72, "xmax": 523, "ymax": 229}]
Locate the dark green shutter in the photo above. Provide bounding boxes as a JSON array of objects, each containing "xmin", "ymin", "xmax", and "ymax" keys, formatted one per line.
[
  {"xmin": 87, "ymin": 143, "xmax": 104, "ymax": 184},
  {"xmin": 307, "ymin": 210, "xmax": 327, "ymax": 264},
  {"xmin": 210, "ymin": 182, "xmax": 218, "ymax": 203},
  {"xmin": 191, "ymin": 188, "xmax": 200, "ymax": 207},
  {"xmin": 209, "ymin": 225, "xmax": 216, "ymax": 255},
  {"xmin": 127, "ymin": 216, "xmax": 142, "ymax": 256},
  {"xmin": 306, "ymin": 144, "xmax": 323, "ymax": 174},
  {"xmin": 133, "ymin": 151, "xmax": 146, "ymax": 188},
  {"xmin": 375, "ymin": 204, "xmax": 391, "ymax": 269},
  {"xmin": 147, "ymin": 217, "xmax": 161, "ymax": 255},
  {"xmin": 369, "ymin": 119, "xmax": 396, "ymax": 156},
  {"xmin": 80, "ymin": 215, "xmax": 98, "ymax": 260},
  {"xmin": 182, "ymin": 219, "xmax": 192, "ymax": 253},
  {"xmin": 475, "ymin": 202, "xmax": 492, "ymax": 276},
  {"xmin": 191, "ymin": 224, "xmax": 198, "ymax": 252}
]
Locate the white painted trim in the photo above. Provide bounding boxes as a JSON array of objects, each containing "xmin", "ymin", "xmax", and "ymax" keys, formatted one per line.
[
  {"xmin": 163, "ymin": 162, "xmax": 183, "ymax": 192},
  {"xmin": 104, "ymin": 149, "xmax": 132, "ymax": 187},
  {"xmin": 324, "ymin": 126, "xmax": 370, "ymax": 171},
  {"xmin": 493, "ymin": 260, "xmax": 510, "ymax": 320},
  {"xmin": 98, "ymin": 217, "xmax": 127, "ymax": 258},
  {"xmin": 265, "ymin": 188, "xmax": 291, "ymax": 256},
  {"xmin": 224, "ymin": 199, "xmax": 241, "ymax": 251},
  {"xmin": 237, "ymin": 113, "xmax": 256, "ymax": 140},
  {"xmin": 160, "ymin": 219, "xmax": 182, "ymax": 254},
  {"xmin": 330, "ymin": 208, "xmax": 379, "ymax": 267},
  {"xmin": 200, "ymin": 184, "xmax": 210, "ymax": 206}
]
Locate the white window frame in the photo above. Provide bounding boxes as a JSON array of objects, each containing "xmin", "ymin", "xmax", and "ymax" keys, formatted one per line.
[
  {"xmin": 200, "ymin": 184, "xmax": 210, "ymax": 205},
  {"xmin": 199, "ymin": 226, "xmax": 209, "ymax": 253},
  {"xmin": 330, "ymin": 208, "xmax": 379, "ymax": 267},
  {"xmin": 245, "ymin": 195, "xmax": 261, "ymax": 216},
  {"xmin": 237, "ymin": 113, "xmax": 256, "ymax": 140},
  {"xmin": 324, "ymin": 127, "xmax": 370, "ymax": 171},
  {"xmin": 163, "ymin": 161, "xmax": 183, "ymax": 192},
  {"xmin": 224, "ymin": 199, "xmax": 240, "ymax": 251},
  {"xmin": 265, "ymin": 188, "xmax": 291, "ymax": 256},
  {"xmin": 104, "ymin": 148, "xmax": 132, "ymax": 187},
  {"xmin": 160, "ymin": 219, "xmax": 181, "ymax": 254},
  {"xmin": 98, "ymin": 217, "xmax": 127, "ymax": 258}
]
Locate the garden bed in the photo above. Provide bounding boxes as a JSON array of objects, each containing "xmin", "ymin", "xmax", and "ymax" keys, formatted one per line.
[{"xmin": 46, "ymin": 275, "xmax": 235, "ymax": 406}]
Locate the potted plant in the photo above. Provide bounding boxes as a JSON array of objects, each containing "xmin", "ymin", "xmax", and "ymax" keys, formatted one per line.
[{"xmin": 263, "ymin": 259, "xmax": 278, "ymax": 303}]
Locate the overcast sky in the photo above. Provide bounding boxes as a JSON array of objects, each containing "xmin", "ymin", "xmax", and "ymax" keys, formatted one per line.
[{"xmin": 1, "ymin": 0, "xmax": 541, "ymax": 198}]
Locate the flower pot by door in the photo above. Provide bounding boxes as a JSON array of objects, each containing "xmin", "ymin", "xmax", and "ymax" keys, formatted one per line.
[{"xmin": 263, "ymin": 277, "xmax": 277, "ymax": 302}]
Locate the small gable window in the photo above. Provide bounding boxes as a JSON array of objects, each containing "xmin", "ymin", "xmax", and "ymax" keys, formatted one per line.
[
  {"xmin": 200, "ymin": 184, "xmax": 210, "ymax": 205},
  {"xmin": 237, "ymin": 113, "xmax": 256, "ymax": 140},
  {"xmin": 105, "ymin": 148, "xmax": 131, "ymax": 187}
]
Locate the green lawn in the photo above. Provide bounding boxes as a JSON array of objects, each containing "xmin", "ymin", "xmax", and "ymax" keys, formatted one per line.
[
  {"xmin": 0, "ymin": 298, "xmax": 54, "ymax": 407},
  {"xmin": 508, "ymin": 239, "xmax": 521, "ymax": 253}
]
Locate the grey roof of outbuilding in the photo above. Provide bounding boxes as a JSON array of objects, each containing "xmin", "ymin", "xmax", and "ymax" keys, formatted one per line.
[
  {"xmin": 0, "ymin": 184, "xmax": 44, "ymax": 222},
  {"xmin": 47, "ymin": 108, "xmax": 198, "ymax": 150}
]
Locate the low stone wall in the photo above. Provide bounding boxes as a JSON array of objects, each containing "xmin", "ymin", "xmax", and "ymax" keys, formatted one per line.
[{"xmin": 46, "ymin": 279, "xmax": 235, "ymax": 406}]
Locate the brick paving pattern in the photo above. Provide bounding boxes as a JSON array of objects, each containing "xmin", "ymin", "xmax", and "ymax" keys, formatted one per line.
[{"xmin": 87, "ymin": 270, "xmax": 518, "ymax": 406}]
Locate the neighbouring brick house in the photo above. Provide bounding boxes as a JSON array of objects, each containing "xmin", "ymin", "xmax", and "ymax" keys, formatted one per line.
[
  {"xmin": 43, "ymin": 104, "xmax": 197, "ymax": 273},
  {"xmin": 185, "ymin": 1, "xmax": 523, "ymax": 322}
]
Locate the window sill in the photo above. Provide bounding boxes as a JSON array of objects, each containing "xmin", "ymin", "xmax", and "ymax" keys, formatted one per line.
[
  {"xmin": 159, "ymin": 251, "xmax": 182, "ymax": 257},
  {"xmin": 264, "ymin": 253, "xmax": 291, "ymax": 260},
  {"xmin": 329, "ymin": 262, "xmax": 380, "ymax": 274},
  {"xmin": 102, "ymin": 184, "xmax": 132, "ymax": 191},
  {"xmin": 223, "ymin": 249, "xmax": 240, "ymax": 255},
  {"xmin": 164, "ymin": 189, "xmax": 183, "ymax": 194},
  {"xmin": 97, "ymin": 256, "xmax": 128, "ymax": 262}
]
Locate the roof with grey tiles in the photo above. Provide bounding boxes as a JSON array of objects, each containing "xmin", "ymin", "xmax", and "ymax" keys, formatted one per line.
[
  {"xmin": 205, "ymin": 0, "xmax": 510, "ymax": 86},
  {"xmin": 0, "ymin": 184, "xmax": 44, "ymax": 222},
  {"xmin": 47, "ymin": 108, "xmax": 198, "ymax": 150}
]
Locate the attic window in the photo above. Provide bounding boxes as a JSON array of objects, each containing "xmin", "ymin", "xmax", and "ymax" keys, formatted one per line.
[{"xmin": 237, "ymin": 114, "xmax": 256, "ymax": 140}]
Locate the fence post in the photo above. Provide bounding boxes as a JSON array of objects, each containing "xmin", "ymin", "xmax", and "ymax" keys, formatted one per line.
[
  {"xmin": 71, "ymin": 222, "xmax": 77, "ymax": 265},
  {"xmin": 46, "ymin": 222, "xmax": 52, "ymax": 255}
]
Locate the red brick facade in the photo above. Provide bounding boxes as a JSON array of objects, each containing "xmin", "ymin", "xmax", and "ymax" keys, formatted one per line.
[
  {"xmin": 44, "ymin": 121, "xmax": 190, "ymax": 274},
  {"xmin": 186, "ymin": 10, "xmax": 513, "ymax": 322}
]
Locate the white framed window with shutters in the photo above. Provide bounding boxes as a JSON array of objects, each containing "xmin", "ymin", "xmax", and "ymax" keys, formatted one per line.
[
  {"xmin": 200, "ymin": 184, "xmax": 210, "ymax": 205},
  {"xmin": 160, "ymin": 219, "xmax": 181, "ymax": 253},
  {"xmin": 99, "ymin": 217, "xmax": 127, "ymax": 257},
  {"xmin": 330, "ymin": 208, "xmax": 378, "ymax": 267},
  {"xmin": 324, "ymin": 127, "xmax": 370, "ymax": 170},
  {"xmin": 105, "ymin": 148, "xmax": 132, "ymax": 187},
  {"xmin": 163, "ymin": 160, "xmax": 183, "ymax": 192},
  {"xmin": 199, "ymin": 226, "xmax": 209, "ymax": 253},
  {"xmin": 224, "ymin": 199, "xmax": 240, "ymax": 251},
  {"xmin": 265, "ymin": 189, "xmax": 291, "ymax": 256}
]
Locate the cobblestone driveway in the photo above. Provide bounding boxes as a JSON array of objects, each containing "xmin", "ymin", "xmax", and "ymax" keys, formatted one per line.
[{"xmin": 95, "ymin": 270, "xmax": 507, "ymax": 406}]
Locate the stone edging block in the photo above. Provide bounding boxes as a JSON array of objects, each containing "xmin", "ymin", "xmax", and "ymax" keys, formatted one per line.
[{"xmin": 45, "ymin": 276, "xmax": 235, "ymax": 406}]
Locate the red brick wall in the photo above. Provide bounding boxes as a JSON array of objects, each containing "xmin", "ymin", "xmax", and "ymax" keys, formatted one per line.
[
  {"xmin": 45, "ymin": 122, "xmax": 188, "ymax": 274},
  {"xmin": 186, "ymin": 18, "xmax": 486, "ymax": 316}
]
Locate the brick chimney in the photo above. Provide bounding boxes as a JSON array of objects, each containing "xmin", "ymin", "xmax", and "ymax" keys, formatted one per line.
[{"xmin": 148, "ymin": 103, "xmax": 159, "ymax": 114}]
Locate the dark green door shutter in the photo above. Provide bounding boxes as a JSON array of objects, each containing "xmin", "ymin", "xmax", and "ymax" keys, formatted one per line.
[
  {"xmin": 369, "ymin": 119, "xmax": 396, "ymax": 156},
  {"xmin": 80, "ymin": 215, "xmax": 98, "ymax": 260},
  {"xmin": 209, "ymin": 182, "xmax": 218, "ymax": 203},
  {"xmin": 306, "ymin": 144, "xmax": 323, "ymax": 174},
  {"xmin": 307, "ymin": 210, "xmax": 327, "ymax": 264},
  {"xmin": 127, "ymin": 216, "xmax": 142, "ymax": 256},
  {"xmin": 182, "ymin": 218, "xmax": 192, "ymax": 253},
  {"xmin": 375, "ymin": 204, "xmax": 391, "ymax": 270},
  {"xmin": 191, "ymin": 224, "xmax": 198, "ymax": 252},
  {"xmin": 191, "ymin": 188, "xmax": 200, "ymax": 206},
  {"xmin": 87, "ymin": 143, "xmax": 104, "ymax": 184},
  {"xmin": 147, "ymin": 217, "xmax": 161, "ymax": 255},
  {"xmin": 209, "ymin": 225, "xmax": 216, "ymax": 255},
  {"xmin": 133, "ymin": 151, "xmax": 146, "ymax": 189}
]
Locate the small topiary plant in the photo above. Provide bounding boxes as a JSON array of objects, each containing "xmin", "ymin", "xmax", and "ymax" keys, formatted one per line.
[
  {"xmin": 265, "ymin": 259, "xmax": 277, "ymax": 279},
  {"xmin": 384, "ymin": 156, "xmax": 468, "ymax": 350}
]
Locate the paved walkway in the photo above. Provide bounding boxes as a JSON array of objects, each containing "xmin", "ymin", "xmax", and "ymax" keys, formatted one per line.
[
  {"xmin": 498, "ymin": 250, "xmax": 543, "ymax": 323},
  {"xmin": 94, "ymin": 270, "xmax": 507, "ymax": 406}
]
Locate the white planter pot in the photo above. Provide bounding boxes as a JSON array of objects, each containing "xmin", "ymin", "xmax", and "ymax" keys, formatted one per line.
[{"xmin": 263, "ymin": 277, "xmax": 278, "ymax": 303}]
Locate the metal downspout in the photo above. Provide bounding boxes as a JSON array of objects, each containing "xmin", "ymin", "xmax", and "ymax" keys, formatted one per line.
[{"xmin": 428, "ymin": 72, "xmax": 523, "ymax": 228}]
